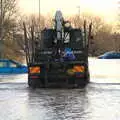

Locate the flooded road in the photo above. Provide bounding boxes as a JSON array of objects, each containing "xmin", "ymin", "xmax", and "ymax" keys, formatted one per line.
[{"xmin": 0, "ymin": 58, "xmax": 120, "ymax": 120}]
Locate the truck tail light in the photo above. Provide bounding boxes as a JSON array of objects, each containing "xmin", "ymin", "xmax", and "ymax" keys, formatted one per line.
[
  {"xmin": 29, "ymin": 66, "xmax": 40, "ymax": 74},
  {"xmin": 73, "ymin": 65, "xmax": 85, "ymax": 72},
  {"xmin": 29, "ymin": 76, "xmax": 39, "ymax": 79}
]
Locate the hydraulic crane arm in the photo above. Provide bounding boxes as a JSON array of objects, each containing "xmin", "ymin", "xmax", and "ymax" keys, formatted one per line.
[{"xmin": 54, "ymin": 10, "xmax": 64, "ymax": 40}]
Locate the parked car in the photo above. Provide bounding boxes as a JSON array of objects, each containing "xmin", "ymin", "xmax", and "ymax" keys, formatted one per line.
[
  {"xmin": 98, "ymin": 51, "xmax": 120, "ymax": 59},
  {"xmin": 0, "ymin": 59, "xmax": 28, "ymax": 74}
]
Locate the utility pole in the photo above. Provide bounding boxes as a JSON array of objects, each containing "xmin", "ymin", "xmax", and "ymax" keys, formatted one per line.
[
  {"xmin": 0, "ymin": 0, "xmax": 3, "ymax": 58},
  {"xmin": 38, "ymin": 0, "xmax": 42, "ymax": 49},
  {"xmin": 77, "ymin": 6, "xmax": 80, "ymax": 28},
  {"xmin": 39, "ymin": 0, "xmax": 40, "ymax": 30},
  {"xmin": 77, "ymin": 6, "xmax": 80, "ymax": 19}
]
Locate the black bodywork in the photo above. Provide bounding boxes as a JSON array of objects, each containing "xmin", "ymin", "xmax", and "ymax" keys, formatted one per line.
[{"xmin": 23, "ymin": 20, "xmax": 92, "ymax": 88}]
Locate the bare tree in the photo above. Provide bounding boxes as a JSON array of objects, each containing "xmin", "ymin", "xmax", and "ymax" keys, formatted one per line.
[
  {"xmin": 19, "ymin": 13, "xmax": 116, "ymax": 58},
  {"xmin": 0, "ymin": 0, "xmax": 18, "ymax": 58},
  {"xmin": 0, "ymin": 0, "xmax": 18, "ymax": 38},
  {"xmin": 69, "ymin": 14, "xmax": 114, "ymax": 56}
]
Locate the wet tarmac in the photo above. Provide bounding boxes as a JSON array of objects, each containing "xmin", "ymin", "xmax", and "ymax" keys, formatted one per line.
[{"xmin": 0, "ymin": 58, "xmax": 120, "ymax": 120}]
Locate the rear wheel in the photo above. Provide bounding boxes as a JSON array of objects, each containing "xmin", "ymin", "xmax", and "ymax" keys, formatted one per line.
[
  {"xmin": 85, "ymin": 69, "xmax": 90, "ymax": 83},
  {"xmin": 28, "ymin": 79, "xmax": 37, "ymax": 88},
  {"xmin": 28, "ymin": 78, "xmax": 43, "ymax": 88}
]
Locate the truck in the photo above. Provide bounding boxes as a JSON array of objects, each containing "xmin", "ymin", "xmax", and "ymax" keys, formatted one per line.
[{"xmin": 23, "ymin": 11, "xmax": 92, "ymax": 88}]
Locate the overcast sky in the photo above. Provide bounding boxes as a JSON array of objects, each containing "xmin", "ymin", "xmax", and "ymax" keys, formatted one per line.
[{"xmin": 18, "ymin": 0, "xmax": 118, "ymax": 23}]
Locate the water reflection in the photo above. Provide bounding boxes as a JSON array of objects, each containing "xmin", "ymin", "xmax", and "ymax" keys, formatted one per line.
[
  {"xmin": 0, "ymin": 82, "xmax": 120, "ymax": 120},
  {"xmin": 0, "ymin": 58, "xmax": 120, "ymax": 120},
  {"xmin": 27, "ymin": 88, "xmax": 89, "ymax": 120}
]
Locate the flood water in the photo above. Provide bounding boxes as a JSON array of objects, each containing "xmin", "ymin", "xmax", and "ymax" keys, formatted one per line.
[{"xmin": 0, "ymin": 58, "xmax": 120, "ymax": 120}]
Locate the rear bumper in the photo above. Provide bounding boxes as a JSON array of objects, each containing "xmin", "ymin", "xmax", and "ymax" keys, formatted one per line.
[
  {"xmin": 28, "ymin": 73, "xmax": 89, "ymax": 88},
  {"xmin": 28, "ymin": 61, "xmax": 89, "ymax": 88}
]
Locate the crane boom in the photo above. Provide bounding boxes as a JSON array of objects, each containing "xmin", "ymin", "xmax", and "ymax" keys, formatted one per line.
[{"xmin": 55, "ymin": 11, "xmax": 64, "ymax": 40}]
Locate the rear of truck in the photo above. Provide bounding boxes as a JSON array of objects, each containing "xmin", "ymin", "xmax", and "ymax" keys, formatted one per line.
[
  {"xmin": 28, "ymin": 28, "xmax": 90, "ymax": 88},
  {"xmin": 23, "ymin": 11, "xmax": 92, "ymax": 88}
]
